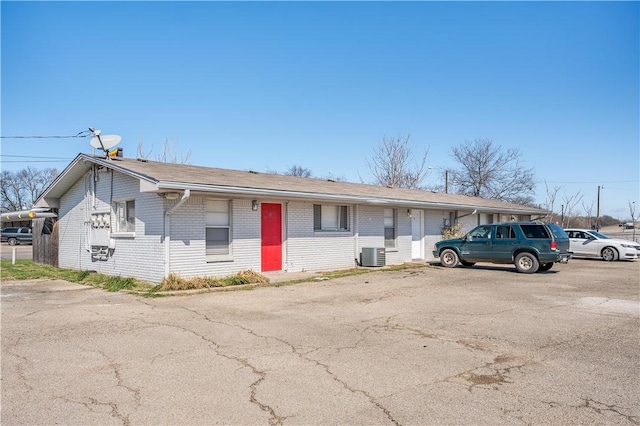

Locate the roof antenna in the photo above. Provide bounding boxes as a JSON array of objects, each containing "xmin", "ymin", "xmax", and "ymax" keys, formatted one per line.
[{"xmin": 89, "ymin": 127, "xmax": 122, "ymax": 158}]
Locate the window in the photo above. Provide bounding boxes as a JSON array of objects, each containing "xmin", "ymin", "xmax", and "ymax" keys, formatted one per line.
[
  {"xmin": 520, "ymin": 224, "xmax": 550, "ymax": 239},
  {"xmin": 114, "ymin": 200, "xmax": 135, "ymax": 233},
  {"xmin": 468, "ymin": 225, "xmax": 492, "ymax": 239},
  {"xmin": 384, "ymin": 208, "xmax": 396, "ymax": 248},
  {"xmin": 496, "ymin": 225, "xmax": 516, "ymax": 239},
  {"xmin": 313, "ymin": 204, "xmax": 349, "ymax": 231},
  {"xmin": 206, "ymin": 200, "xmax": 231, "ymax": 256}
]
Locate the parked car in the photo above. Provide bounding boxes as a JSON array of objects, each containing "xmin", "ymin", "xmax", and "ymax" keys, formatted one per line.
[
  {"xmin": 564, "ymin": 228, "xmax": 640, "ymax": 261},
  {"xmin": 433, "ymin": 222, "xmax": 571, "ymax": 273},
  {"xmin": 0, "ymin": 227, "xmax": 33, "ymax": 245}
]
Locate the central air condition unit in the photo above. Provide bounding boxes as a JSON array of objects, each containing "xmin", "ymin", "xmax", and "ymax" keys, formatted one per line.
[{"xmin": 361, "ymin": 247, "xmax": 386, "ymax": 267}]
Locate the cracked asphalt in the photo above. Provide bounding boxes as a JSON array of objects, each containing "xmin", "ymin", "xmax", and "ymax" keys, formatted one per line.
[{"xmin": 2, "ymin": 259, "xmax": 639, "ymax": 425}]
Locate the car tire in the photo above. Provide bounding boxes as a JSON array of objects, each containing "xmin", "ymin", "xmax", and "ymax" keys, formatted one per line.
[
  {"xmin": 7, "ymin": 238, "xmax": 17, "ymax": 246},
  {"xmin": 514, "ymin": 252, "xmax": 539, "ymax": 273},
  {"xmin": 601, "ymin": 247, "xmax": 618, "ymax": 262},
  {"xmin": 460, "ymin": 260, "xmax": 476, "ymax": 267},
  {"xmin": 440, "ymin": 249, "xmax": 460, "ymax": 268},
  {"xmin": 538, "ymin": 262, "xmax": 553, "ymax": 272}
]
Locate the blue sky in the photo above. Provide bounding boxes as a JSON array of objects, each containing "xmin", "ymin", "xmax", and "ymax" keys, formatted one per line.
[{"xmin": 2, "ymin": 1, "xmax": 638, "ymax": 218}]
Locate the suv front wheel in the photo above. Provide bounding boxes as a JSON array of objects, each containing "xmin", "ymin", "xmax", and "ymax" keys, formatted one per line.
[
  {"xmin": 514, "ymin": 252, "xmax": 539, "ymax": 273},
  {"xmin": 440, "ymin": 249, "xmax": 460, "ymax": 268}
]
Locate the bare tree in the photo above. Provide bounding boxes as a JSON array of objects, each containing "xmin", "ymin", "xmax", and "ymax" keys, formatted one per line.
[
  {"xmin": 285, "ymin": 165, "xmax": 312, "ymax": 178},
  {"xmin": 561, "ymin": 191, "xmax": 583, "ymax": 228},
  {"xmin": 449, "ymin": 139, "xmax": 535, "ymax": 204},
  {"xmin": 544, "ymin": 181, "xmax": 562, "ymax": 214},
  {"xmin": 1, "ymin": 167, "xmax": 58, "ymax": 211},
  {"xmin": 137, "ymin": 137, "xmax": 192, "ymax": 164},
  {"xmin": 365, "ymin": 135, "xmax": 430, "ymax": 189},
  {"xmin": 582, "ymin": 200, "xmax": 594, "ymax": 229}
]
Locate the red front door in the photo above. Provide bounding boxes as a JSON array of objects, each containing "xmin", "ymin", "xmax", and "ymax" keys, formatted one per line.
[{"xmin": 261, "ymin": 203, "xmax": 282, "ymax": 272}]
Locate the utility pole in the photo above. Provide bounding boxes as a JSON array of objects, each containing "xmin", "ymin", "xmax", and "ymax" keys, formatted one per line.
[
  {"xmin": 561, "ymin": 204, "xmax": 564, "ymax": 227},
  {"xmin": 445, "ymin": 170, "xmax": 449, "ymax": 194},
  {"xmin": 632, "ymin": 201, "xmax": 637, "ymax": 242},
  {"xmin": 595, "ymin": 185, "xmax": 602, "ymax": 231}
]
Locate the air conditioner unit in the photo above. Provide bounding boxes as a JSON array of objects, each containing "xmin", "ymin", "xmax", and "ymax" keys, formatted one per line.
[{"xmin": 361, "ymin": 247, "xmax": 385, "ymax": 267}]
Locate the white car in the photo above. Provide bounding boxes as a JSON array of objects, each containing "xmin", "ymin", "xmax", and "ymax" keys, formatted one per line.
[{"xmin": 564, "ymin": 228, "xmax": 640, "ymax": 261}]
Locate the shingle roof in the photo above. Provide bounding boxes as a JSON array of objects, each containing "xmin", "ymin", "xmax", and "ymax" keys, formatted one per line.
[{"xmin": 37, "ymin": 153, "xmax": 546, "ymax": 214}]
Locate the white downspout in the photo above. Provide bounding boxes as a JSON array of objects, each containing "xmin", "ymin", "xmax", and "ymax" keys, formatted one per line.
[{"xmin": 164, "ymin": 189, "xmax": 191, "ymax": 278}]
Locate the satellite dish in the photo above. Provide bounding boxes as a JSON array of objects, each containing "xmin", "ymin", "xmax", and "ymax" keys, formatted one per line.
[{"xmin": 90, "ymin": 135, "xmax": 121, "ymax": 150}]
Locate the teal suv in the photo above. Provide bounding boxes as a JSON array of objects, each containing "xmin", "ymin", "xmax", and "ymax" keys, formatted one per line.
[{"xmin": 433, "ymin": 222, "xmax": 571, "ymax": 273}]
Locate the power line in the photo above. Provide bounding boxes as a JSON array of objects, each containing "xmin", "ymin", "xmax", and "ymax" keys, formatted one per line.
[
  {"xmin": 539, "ymin": 179, "xmax": 639, "ymax": 184},
  {"xmin": 0, "ymin": 130, "xmax": 91, "ymax": 139},
  {"xmin": 1, "ymin": 160, "xmax": 71, "ymax": 163},
  {"xmin": 1, "ymin": 155, "xmax": 73, "ymax": 160}
]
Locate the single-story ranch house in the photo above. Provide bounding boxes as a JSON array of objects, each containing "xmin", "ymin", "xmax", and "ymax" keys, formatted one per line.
[{"xmin": 35, "ymin": 153, "xmax": 547, "ymax": 283}]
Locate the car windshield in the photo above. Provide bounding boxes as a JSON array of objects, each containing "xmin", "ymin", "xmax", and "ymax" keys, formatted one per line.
[{"xmin": 589, "ymin": 231, "xmax": 609, "ymax": 239}]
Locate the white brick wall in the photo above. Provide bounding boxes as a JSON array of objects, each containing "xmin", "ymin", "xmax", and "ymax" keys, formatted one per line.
[
  {"xmin": 168, "ymin": 197, "xmax": 262, "ymax": 279},
  {"xmin": 57, "ymin": 169, "xmax": 164, "ymax": 282},
  {"xmin": 285, "ymin": 201, "xmax": 356, "ymax": 272},
  {"xmin": 425, "ymin": 210, "xmax": 447, "ymax": 261},
  {"xmin": 58, "ymin": 173, "xmax": 88, "ymax": 271}
]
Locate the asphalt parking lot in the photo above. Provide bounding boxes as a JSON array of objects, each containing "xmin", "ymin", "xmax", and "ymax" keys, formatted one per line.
[
  {"xmin": 0, "ymin": 243, "xmax": 33, "ymax": 261},
  {"xmin": 2, "ymin": 259, "xmax": 639, "ymax": 425}
]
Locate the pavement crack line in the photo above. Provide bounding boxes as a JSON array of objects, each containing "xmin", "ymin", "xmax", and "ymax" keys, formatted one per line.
[
  {"xmin": 177, "ymin": 306, "xmax": 401, "ymax": 426},
  {"xmin": 143, "ymin": 309, "xmax": 287, "ymax": 425},
  {"xmin": 580, "ymin": 398, "xmax": 639, "ymax": 424},
  {"xmin": 78, "ymin": 348, "xmax": 142, "ymax": 425}
]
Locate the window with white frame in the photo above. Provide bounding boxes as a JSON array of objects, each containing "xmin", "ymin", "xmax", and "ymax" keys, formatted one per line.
[
  {"xmin": 313, "ymin": 204, "xmax": 349, "ymax": 231},
  {"xmin": 206, "ymin": 200, "xmax": 231, "ymax": 256},
  {"xmin": 384, "ymin": 208, "xmax": 396, "ymax": 248},
  {"xmin": 114, "ymin": 200, "xmax": 135, "ymax": 233}
]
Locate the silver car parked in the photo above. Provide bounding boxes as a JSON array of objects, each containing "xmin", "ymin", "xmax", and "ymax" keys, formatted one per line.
[{"xmin": 564, "ymin": 228, "xmax": 640, "ymax": 261}]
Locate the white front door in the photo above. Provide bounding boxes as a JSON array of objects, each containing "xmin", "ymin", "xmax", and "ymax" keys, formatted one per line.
[{"xmin": 411, "ymin": 210, "xmax": 423, "ymax": 259}]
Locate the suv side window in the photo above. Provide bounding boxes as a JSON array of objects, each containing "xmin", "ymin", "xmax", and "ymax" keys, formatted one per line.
[
  {"xmin": 520, "ymin": 224, "xmax": 550, "ymax": 239},
  {"xmin": 468, "ymin": 225, "xmax": 492, "ymax": 240},
  {"xmin": 496, "ymin": 225, "xmax": 515, "ymax": 239}
]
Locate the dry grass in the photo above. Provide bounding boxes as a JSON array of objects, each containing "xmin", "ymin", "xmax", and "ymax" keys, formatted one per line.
[{"xmin": 159, "ymin": 269, "xmax": 270, "ymax": 291}]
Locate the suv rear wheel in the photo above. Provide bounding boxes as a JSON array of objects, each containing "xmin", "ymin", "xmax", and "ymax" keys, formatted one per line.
[
  {"xmin": 7, "ymin": 238, "xmax": 18, "ymax": 246},
  {"xmin": 515, "ymin": 252, "xmax": 539, "ymax": 273}
]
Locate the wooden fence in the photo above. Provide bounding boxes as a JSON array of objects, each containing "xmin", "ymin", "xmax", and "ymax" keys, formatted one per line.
[{"xmin": 32, "ymin": 218, "xmax": 58, "ymax": 266}]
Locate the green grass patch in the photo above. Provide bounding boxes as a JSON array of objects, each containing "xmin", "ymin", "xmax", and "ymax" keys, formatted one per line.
[
  {"xmin": 1, "ymin": 260, "xmax": 433, "ymax": 296},
  {"xmin": 1, "ymin": 260, "xmax": 154, "ymax": 293}
]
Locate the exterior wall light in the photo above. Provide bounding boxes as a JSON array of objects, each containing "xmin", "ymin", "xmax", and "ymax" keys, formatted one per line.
[
  {"xmin": 164, "ymin": 192, "xmax": 180, "ymax": 200},
  {"xmin": 252, "ymin": 200, "xmax": 259, "ymax": 211}
]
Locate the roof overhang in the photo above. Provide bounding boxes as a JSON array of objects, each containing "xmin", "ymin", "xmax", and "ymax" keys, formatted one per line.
[{"xmin": 148, "ymin": 181, "xmax": 545, "ymax": 215}]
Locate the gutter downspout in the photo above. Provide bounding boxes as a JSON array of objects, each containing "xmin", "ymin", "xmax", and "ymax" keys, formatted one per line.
[{"xmin": 164, "ymin": 189, "xmax": 191, "ymax": 278}]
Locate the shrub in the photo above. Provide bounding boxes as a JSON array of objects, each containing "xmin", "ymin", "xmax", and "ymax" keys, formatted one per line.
[
  {"xmin": 159, "ymin": 270, "xmax": 270, "ymax": 291},
  {"xmin": 441, "ymin": 222, "xmax": 465, "ymax": 240}
]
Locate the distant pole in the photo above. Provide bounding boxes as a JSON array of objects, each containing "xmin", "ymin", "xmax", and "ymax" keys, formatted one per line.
[
  {"xmin": 445, "ymin": 170, "xmax": 449, "ymax": 194},
  {"xmin": 633, "ymin": 201, "xmax": 637, "ymax": 241},
  {"xmin": 595, "ymin": 185, "xmax": 602, "ymax": 231},
  {"xmin": 561, "ymin": 204, "xmax": 564, "ymax": 227}
]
